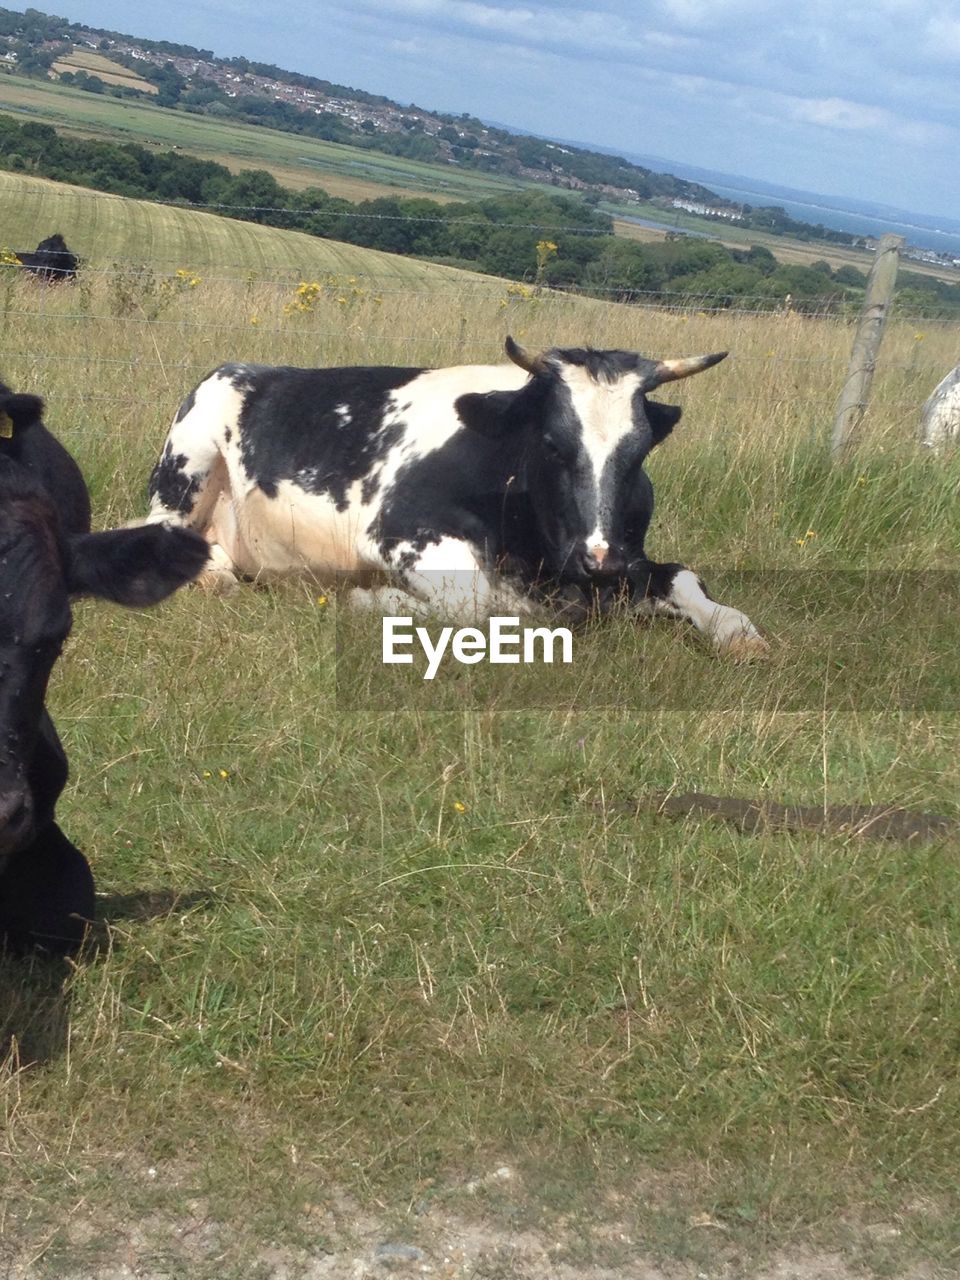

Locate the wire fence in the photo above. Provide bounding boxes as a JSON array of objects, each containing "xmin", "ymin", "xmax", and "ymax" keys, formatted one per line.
[
  {"xmin": 0, "ymin": 243, "xmax": 955, "ymax": 431},
  {"xmin": 4, "ymin": 194, "xmax": 958, "ymax": 320},
  {"xmin": 2, "ymin": 269, "xmax": 957, "ymax": 325}
]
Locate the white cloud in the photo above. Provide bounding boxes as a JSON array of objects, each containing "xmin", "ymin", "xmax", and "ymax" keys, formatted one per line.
[
  {"xmin": 789, "ymin": 97, "xmax": 890, "ymax": 131},
  {"xmin": 783, "ymin": 93, "xmax": 952, "ymax": 146},
  {"xmin": 924, "ymin": 14, "xmax": 960, "ymax": 57}
]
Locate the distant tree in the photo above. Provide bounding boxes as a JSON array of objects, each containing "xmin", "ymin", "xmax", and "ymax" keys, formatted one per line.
[
  {"xmin": 735, "ymin": 244, "xmax": 777, "ymax": 275},
  {"xmin": 833, "ymin": 265, "xmax": 867, "ymax": 287}
]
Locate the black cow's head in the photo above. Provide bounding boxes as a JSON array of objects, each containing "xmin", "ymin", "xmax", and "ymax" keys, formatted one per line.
[
  {"xmin": 457, "ymin": 337, "xmax": 726, "ymax": 583},
  {"xmin": 0, "ymin": 391, "xmax": 209, "ymax": 869}
]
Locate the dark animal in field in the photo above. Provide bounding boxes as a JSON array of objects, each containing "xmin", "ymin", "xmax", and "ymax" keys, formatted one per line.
[
  {"xmin": 919, "ymin": 363, "xmax": 960, "ymax": 451},
  {"xmin": 0, "ymin": 383, "xmax": 209, "ymax": 953},
  {"xmin": 143, "ymin": 336, "xmax": 765, "ymax": 656},
  {"xmin": 13, "ymin": 233, "xmax": 78, "ymax": 282}
]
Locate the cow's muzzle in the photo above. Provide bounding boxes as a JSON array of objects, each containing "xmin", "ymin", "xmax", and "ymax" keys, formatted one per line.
[{"xmin": 578, "ymin": 546, "xmax": 626, "ymax": 580}]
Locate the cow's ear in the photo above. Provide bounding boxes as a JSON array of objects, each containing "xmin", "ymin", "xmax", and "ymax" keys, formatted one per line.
[
  {"xmin": 455, "ymin": 389, "xmax": 524, "ymax": 438},
  {"xmin": 645, "ymin": 399, "xmax": 682, "ymax": 444},
  {"xmin": 0, "ymin": 392, "xmax": 44, "ymax": 435},
  {"xmin": 66, "ymin": 525, "xmax": 209, "ymax": 606}
]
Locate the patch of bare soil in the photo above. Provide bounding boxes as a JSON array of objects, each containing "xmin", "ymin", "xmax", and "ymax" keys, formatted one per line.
[{"xmin": 1, "ymin": 1167, "xmax": 951, "ymax": 1280}]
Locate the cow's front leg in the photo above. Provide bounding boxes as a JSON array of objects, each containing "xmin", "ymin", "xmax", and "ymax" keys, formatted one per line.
[
  {"xmin": 0, "ymin": 823, "xmax": 95, "ymax": 954},
  {"xmin": 631, "ymin": 562, "xmax": 768, "ymax": 659},
  {"xmin": 352, "ymin": 535, "xmax": 533, "ymax": 622}
]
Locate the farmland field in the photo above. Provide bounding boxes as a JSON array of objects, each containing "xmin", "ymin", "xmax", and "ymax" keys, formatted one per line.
[
  {"xmin": 3, "ymin": 175, "xmax": 960, "ymax": 1278},
  {"xmin": 50, "ymin": 49, "xmax": 158, "ymax": 94},
  {"xmin": 0, "ymin": 74, "xmax": 535, "ymax": 201}
]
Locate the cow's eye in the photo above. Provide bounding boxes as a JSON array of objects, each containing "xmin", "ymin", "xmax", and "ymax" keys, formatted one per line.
[{"xmin": 542, "ymin": 437, "xmax": 562, "ymax": 460}]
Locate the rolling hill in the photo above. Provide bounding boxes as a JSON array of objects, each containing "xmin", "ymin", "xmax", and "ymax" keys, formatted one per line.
[{"xmin": 0, "ymin": 167, "xmax": 498, "ymax": 282}]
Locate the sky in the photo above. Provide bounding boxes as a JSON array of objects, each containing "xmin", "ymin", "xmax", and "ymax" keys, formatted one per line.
[{"xmin": 48, "ymin": 0, "xmax": 960, "ymax": 220}]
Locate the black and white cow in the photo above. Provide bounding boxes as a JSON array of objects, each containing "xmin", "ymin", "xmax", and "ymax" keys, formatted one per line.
[
  {"xmin": 919, "ymin": 363, "xmax": 960, "ymax": 452},
  {"xmin": 0, "ymin": 383, "xmax": 209, "ymax": 953},
  {"xmin": 143, "ymin": 337, "xmax": 765, "ymax": 655}
]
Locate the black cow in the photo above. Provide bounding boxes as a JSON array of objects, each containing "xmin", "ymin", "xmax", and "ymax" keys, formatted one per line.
[
  {"xmin": 14, "ymin": 233, "xmax": 78, "ymax": 283},
  {"xmin": 0, "ymin": 383, "xmax": 209, "ymax": 952},
  {"xmin": 142, "ymin": 337, "xmax": 765, "ymax": 655}
]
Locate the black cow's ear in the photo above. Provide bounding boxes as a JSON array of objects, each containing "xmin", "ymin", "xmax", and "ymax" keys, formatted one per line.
[
  {"xmin": 645, "ymin": 399, "xmax": 682, "ymax": 444},
  {"xmin": 0, "ymin": 393, "xmax": 44, "ymax": 435},
  {"xmin": 455, "ymin": 389, "xmax": 523, "ymax": 438},
  {"xmin": 66, "ymin": 525, "xmax": 209, "ymax": 606}
]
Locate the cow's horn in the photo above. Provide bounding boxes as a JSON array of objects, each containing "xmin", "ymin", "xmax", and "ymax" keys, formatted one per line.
[
  {"xmin": 645, "ymin": 351, "xmax": 728, "ymax": 388},
  {"xmin": 505, "ymin": 335, "xmax": 548, "ymax": 375}
]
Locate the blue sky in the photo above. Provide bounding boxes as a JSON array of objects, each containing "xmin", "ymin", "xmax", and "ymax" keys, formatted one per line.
[{"xmin": 51, "ymin": 0, "xmax": 960, "ymax": 219}]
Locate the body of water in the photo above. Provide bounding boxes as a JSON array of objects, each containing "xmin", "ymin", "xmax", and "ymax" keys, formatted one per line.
[{"xmin": 704, "ymin": 182, "xmax": 960, "ymax": 257}]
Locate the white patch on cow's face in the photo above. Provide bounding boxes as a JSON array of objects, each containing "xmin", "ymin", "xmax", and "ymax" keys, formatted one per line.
[
  {"xmin": 334, "ymin": 403, "xmax": 352, "ymax": 426},
  {"xmin": 557, "ymin": 363, "xmax": 644, "ymax": 549}
]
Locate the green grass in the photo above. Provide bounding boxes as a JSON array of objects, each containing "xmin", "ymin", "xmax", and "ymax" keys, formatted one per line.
[
  {"xmin": 2, "ymin": 178, "xmax": 960, "ymax": 1274},
  {"xmin": 0, "ymin": 74, "xmax": 540, "ymax": 201},
  {"xmin": 0, "ymin": 168, "xmax": 503, "ymax": 277}
]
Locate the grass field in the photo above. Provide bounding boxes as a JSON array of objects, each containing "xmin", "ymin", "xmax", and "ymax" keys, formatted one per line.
[
  {"xmin": 0, "ymin": 74, "xmax": 533, "ymax": 202},
  {"xmin": 51, "ymin": 50, "xmax": 159, "ymax": 94},
  {"xmin": 2, "ymin": 176, "xmax": 960, "ymax": 1277},
  {"xmin": 611, "ymin": 204, "xmax": 960, "ymax": 286},
  {"xmin": 0, "ymin": 169, "xmax": 499, "ymax": 280}
]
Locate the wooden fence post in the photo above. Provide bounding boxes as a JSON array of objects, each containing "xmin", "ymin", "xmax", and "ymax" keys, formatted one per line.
[{"xmin": 831, "ymin": 233, "xmax": 903, "ymax": 459}]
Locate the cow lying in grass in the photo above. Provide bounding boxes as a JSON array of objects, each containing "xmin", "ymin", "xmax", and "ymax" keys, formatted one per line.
[
  {"xmin": 143, "ymin": 337, "xmax": 765, "ymax": 657},
  {"xmin": 0, "ymin": 383, "xmax": 209, "ymax": 953},
  {"xmin": 12, "ymin": 233, "xmax": 78, "ymax": 283}
]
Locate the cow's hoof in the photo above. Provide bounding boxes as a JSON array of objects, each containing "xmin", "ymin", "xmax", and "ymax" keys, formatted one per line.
[{"xmin": 718, "ymin": 631, "xmax": 771, "ymax": 662}]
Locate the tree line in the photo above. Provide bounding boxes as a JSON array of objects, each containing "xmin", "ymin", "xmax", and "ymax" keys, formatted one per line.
[{"xmin": 0, "ymin": 115, "xmax": 957, "ymax": 317}]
